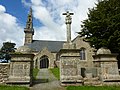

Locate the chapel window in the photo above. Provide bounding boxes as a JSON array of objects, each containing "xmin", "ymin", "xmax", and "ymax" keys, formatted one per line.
[{"xmin": 80, "ymin": 48, "xmax": 86, "ymax": 60}]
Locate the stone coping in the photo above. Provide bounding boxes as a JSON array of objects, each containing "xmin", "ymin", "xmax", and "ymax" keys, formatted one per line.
[
  {"xmin": 93, "ymin": 54, "xmax": 118, "ymax": 57},
  {"xmin": 10, "ymin": 60, "xmax": 33, "ymax": 62},
  {"xmin": 103, "ymin": 79, "xmax": 120, "ymax": 82},
  {"xmin": 59, "ymin": 49, "xmax": 81, "ymax": 52},
  {"xmin": 10, "ymin": 54, "xmax": 34, "ymax": 59},
  {"xmin": 61, "ymin": 80, "xmax": 83, "ymax": 83},
  {"xmin": 93, "ymin": 60, "xmax": 117, "ymax": 62},
  {"xmin": 61, "ymin": 56, "xmax": 80, "ymax": 57},
  {"xmin": 0, "ymin": 63, "xmax": 10, "ymax": 65},
  {"xmin": 7, "ymin": 81, "xmax": 30, "ymax": 84},
  {"xmin": 10, "ymin": 54, "xmax": 34, "ymax": 56}
]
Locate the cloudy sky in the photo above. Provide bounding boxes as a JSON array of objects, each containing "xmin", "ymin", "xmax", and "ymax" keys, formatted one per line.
[{"xmin": 0, "ymin": 0, "xmax": 97, "ymax": 48}]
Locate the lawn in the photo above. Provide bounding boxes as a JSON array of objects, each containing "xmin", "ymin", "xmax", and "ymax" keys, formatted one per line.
[
  {"xmin": 0, "ymin": 85, "xmax": 29, "ymax": 90},
  {"xmin": 49, "ymin": 67, "xmax": 60, "ymax": 80},
  {"xmin": 66, "ymin": 86, "xmax": 120, "ymax": 90},
  {"xmin": 33, "ymin": 68, "xmax": 39, "ymax": 80}
]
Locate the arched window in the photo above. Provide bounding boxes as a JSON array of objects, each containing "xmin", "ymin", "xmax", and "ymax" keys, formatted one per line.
[
  {"xmin": 35, "ymin": 58, "xmax": 38, "ymax": 68},
  {"xmin": 80, "ymin": 48, "xmax": 86, "ymax": 60},
  {"xmin": 40, "ymin": 55, "xmax": 49, "ymax": 68}
]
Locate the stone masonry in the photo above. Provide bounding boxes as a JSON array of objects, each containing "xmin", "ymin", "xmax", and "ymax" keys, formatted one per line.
[
  {"xmin": 93, "ymin": 47, "xmax": 120, "ymax": 85},
  {"xmin": 60, "ymin": 47, "xmax": 120, "ymax": 86},
  {"xmin": 59, "ymin": 49, "xmax": 83, "ymax": 85},
  {"xmin": 0, "ymin": 63, "xmax": 9, "ymax": 84}
]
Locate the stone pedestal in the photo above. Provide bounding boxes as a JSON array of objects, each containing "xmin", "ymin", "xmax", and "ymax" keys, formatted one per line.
[
  {"xmin": 59, "ymin": 49, "xmax": 83, "ymax": 86},
  {"xmin": 63, "ymin": 43, "xmax": 76, "ymax": 49},
  {"xmin": 93, "ymin": 48, "xmax": 120, "ymax": 85},
  {"xmin": 7, "ymin": 54, "xmax": 34, "ymax": 86}
]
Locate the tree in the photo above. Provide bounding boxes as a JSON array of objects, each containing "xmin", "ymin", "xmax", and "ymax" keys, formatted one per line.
[
  {"xmin": 1, "ymin": 42, "xmax": 16, "ymax": 53},
  {"xmin": 79, "ymin": 0, "xmax": 120, "ymax": 53},
  {"xmin": 79, "ymin": 0, "xmax": 120, "ymax": 67},
  {"xmin": 0, "ymin": 42, "xmax": 16, "ymax": 62}
]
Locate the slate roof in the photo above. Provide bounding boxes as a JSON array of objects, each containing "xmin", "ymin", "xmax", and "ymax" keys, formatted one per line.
[{"xmin": 27, "ymin": 40, "xmax": 65, "ymax": 52}]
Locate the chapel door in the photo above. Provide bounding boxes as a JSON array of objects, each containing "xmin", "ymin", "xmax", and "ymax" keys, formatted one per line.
[{"xmin": 40, "ymin": 55, "xmax": 49, "ymax": 68}]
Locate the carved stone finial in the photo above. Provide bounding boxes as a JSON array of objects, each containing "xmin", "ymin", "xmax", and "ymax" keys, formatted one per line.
[
  {"xmin": 29, "ymin": 7, "xmax": 32, "ymax": 16},
  {"xmin": 26, "ymin": 7, "xmax": 33, "ymax": 29}
]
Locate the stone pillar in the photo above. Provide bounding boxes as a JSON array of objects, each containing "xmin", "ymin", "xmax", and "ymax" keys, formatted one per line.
[
  {"xmin": 93, "ymin": 47, "xmax": 120, "ymax": 85},
  {"xmin": 59, "ymin": 49, "xmax": 83, "ymax": 86},
  {"xmin": 66, "ymin": 21, "xmax": 71, "ymax": 43},
  {"xmin": 63, "ymin": 11, "xmax": 74, "ymax": 43},
  {"xmin": 63, "ymin": 11, "xmax": 76, "ymax": 49},
  {"xmin": 7, "ymin": 54, "xmax": 34, "ymax": 86}
]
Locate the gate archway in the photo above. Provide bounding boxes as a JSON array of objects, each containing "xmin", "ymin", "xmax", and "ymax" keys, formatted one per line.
[{"xmin": 40, "ymin": 55, "xmax": 49, "ymax": 68}]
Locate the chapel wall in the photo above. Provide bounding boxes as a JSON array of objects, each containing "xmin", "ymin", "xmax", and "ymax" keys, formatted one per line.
[{"xmin": 72, "ymin": 36, "xmax": 95, "ymax": 67}]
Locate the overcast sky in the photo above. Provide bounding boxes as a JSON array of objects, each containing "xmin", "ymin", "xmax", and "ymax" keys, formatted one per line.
[{"xmin": 0, "ymin": 0, "xmax": 97, "ymax": 48}]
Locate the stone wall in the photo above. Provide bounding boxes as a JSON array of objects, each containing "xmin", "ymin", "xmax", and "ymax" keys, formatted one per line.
[
  {"xmin": 60, "ymin": 47, "xmax": 120, "ymax": 86},
  {"xmin": 0, "ymin": 63, "xmax": 9, "ymax": 84}
]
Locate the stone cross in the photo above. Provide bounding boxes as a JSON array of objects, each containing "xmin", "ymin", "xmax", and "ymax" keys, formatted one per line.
[{"xmin": 63, "ymin": 11, "xmax": 74, "ymax": 43}]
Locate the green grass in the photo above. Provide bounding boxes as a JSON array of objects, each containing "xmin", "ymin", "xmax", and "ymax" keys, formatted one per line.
[
  {"xmin": 49, "ymin": 68, "xmax": 60, "ymax": 80},
  {"xmin": 33, "ymin": 68, "xmax": 39, "ymax": 80},
  {"xmin": 0, "ymin": 85, "xmax": 29, "ymax": 90},
  {"xmin": 66, "ymin": 86, "xmax": 120, "ymax": 90}
]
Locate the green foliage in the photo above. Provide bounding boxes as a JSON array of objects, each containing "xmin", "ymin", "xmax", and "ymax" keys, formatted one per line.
[
  {"xmin": 0, "ymin": 85, "xmax": 29, "ymax": 90},
  {"xmin": 0, "ymin": 52, "xmax": 4, "ymax": 59},
  {"xmin": 11, "ymin": 52, "xmax": 23, "ymax": 54},
  {"xmin": 1, "ymin": 42, "xmax": 16, "ymax": 53},
  {"xmin": 33, "ymin": 68, "xmax": 39, "ymax": 80},
  {"xmin": 49, "ymin": 68, "xmax": 60, "ymax": 80},
  {"xmin": 67, "ymin": 86, "xmax": 120, "ymax": 90},
  {"xmin": 79, "ymin": 0, "xmax": 120, "ymax": 54},
  {"xmin": 0, "ymin": 42, "xmax": 16, "ymax": 61}
]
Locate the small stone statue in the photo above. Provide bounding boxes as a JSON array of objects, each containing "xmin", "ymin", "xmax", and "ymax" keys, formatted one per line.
[{"xmin": 63, "ymin": 11, "xmax": 74, "ymax": 24}]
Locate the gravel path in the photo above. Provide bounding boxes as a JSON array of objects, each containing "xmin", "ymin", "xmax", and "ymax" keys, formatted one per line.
[{"xmin": 30, "ymin": 69, "xmax": 66, "ymax": 90}]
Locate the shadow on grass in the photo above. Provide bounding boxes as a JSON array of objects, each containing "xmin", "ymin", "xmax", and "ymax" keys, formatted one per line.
[{"xmin": 32, "ymin": 78, "xmax": 49, "ymax": 85}]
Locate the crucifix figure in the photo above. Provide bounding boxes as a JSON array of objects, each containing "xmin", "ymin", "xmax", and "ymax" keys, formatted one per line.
[{"xmin": 63, "ymin": 11, "xmax": 74, "ymax": 43}]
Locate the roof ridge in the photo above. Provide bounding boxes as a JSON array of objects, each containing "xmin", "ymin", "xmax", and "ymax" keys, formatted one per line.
[{"xmin": 33, "ymin": 40, "xmax": 66, "ymax": 42}]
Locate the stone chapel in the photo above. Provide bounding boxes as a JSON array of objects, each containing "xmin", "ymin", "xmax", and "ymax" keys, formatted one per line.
[
  {"xmin": 23, "ymin": 8, "xmax": 95, "ymax": 69},
  {"xmin": 5, "ymin": 8, "xmax": 120, "ymax": 86}
]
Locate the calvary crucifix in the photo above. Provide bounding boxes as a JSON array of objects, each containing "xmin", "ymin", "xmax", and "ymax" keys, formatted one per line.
[{"xmin": 63, "ymin": 11, "xmax": 74, "ymax": 43}]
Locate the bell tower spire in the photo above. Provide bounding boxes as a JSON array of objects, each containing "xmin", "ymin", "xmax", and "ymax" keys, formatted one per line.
[{"xmin": 24, "ymin": 7, "xmax": 34, "ymax": 45}]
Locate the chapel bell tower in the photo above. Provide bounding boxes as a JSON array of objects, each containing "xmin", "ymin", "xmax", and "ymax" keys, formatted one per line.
[{"xmin": 24, "ymin": 7, "xmax": 34, "ymax": 45}]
